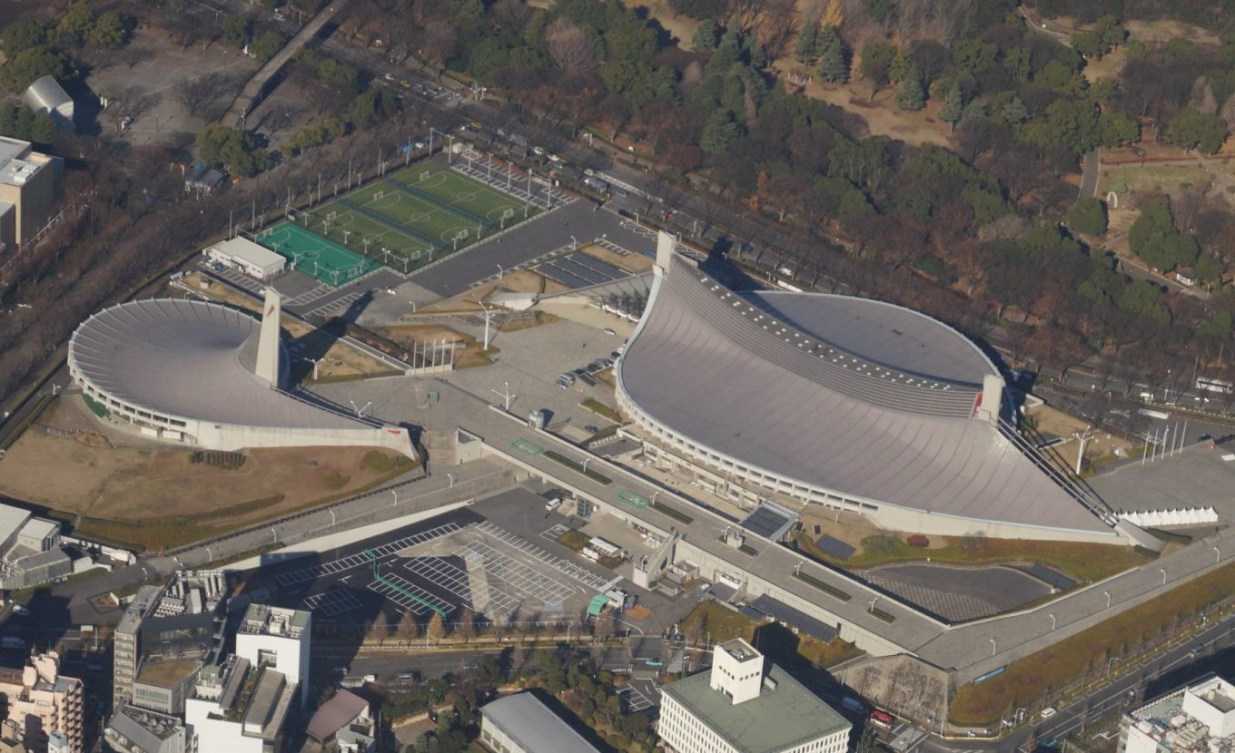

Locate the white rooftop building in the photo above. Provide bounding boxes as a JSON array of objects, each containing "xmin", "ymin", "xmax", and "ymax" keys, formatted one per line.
[
  {"xmin": 234, "ymin": 604, "xmax": 311, "ymax": 707},
  {"xmin": 202, "ymin": 237, "xmax": 286, "ymax": 280},
  {"xmin": 1122, "ymin": 675, "xmax": 1235, "ymax": 753},
  {"xmin": 658, "ymin": 639, "xmax": 851, "ymax": 753}
]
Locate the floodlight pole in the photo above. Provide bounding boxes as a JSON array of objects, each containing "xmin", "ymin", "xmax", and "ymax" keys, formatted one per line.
[
  {"xmin": 479, "ymin": 302, "xmax": 495, "ymax": 351},
  {"xmin": 1074, "ymin": 425, "xmax": 1094, "ymax": 476},
  {"xmin": 492, "ymin": 382, "xmax": 514, "ymax": 411}
]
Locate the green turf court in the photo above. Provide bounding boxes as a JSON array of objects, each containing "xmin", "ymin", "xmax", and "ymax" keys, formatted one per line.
[
  {"xmin": 257, "ymin": 221, "xmax": 380, "ymax": 287},
  {"xmin": 280, "ymin": 163, "xmax": 537, "ymax": 276}
]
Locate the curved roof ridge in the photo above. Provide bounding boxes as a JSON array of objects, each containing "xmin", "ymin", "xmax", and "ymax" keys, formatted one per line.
[{"xmin": 672, "ymin": 271, "xmax": 979, "ymax": 418}]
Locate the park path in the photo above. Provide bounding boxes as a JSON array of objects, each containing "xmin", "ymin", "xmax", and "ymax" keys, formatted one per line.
[{"xmin": 221, "ymin": 0, "xmax": 351, "ymax": 128}]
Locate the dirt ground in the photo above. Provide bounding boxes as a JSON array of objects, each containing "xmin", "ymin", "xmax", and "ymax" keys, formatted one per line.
[
  {"xmin": 417, "ymin": 270, "xmax": 569, "ymax": 315},
  {"xmin": 0, "ymin": 397, "xmax": 411, "ymax": 543},
  {"xmin": 783, "ymin": 74, "xmax": 953, "ymax": 148},
  {"xmin": 1026, "ymin": 403, "xmax": 1135, "ymax": 475},
  {"xmin": 580, "ymin": 244, "xmax": 653, "ymax": 275},
  {"xmin": 621, "ymin": 0, "xmax": 698, "ymax": 48}
]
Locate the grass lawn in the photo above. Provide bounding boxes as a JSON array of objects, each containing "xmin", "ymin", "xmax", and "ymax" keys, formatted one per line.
[
  {"xmin": 581, "ymin": 398, "xmax": 622, "ymax": 422},
  {"xmin": 557, "ymin": 530, "xmax": 590, "ymax": 552},
  {"xmin": 950, "ymin": 560, "xmax": 1235, "ymax": 725},
  {"xmin": 792, "ymin": 532, "xmax": 1152, "ymax": 583}
]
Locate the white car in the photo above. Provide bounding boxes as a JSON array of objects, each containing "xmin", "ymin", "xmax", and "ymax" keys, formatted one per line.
[
  {"xmin": 602, "ymin": 328, "xmax": 616, "ymax": 336},
  {"xmin": 11, "ymin": 606, "xmax": 28, "ymax": 617},
  {"xmin": 1040, "ymin": 707, "xmax": 1057, "ymax": 719}
]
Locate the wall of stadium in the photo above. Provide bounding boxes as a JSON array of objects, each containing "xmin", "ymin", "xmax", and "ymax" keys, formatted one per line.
[
  {"xmin": 70, "ymin": 366, "xmax": 416, "ymax": 459},
  {"xmin": 614, "ymin": 381, "xmax": 1120, "ymax": 544}
]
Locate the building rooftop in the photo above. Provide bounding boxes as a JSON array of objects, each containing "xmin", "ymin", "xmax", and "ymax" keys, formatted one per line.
[
  {"xmin": 482, "ymin": 693, "xmax": 604, "ymax": 753},
  {"xmin": 68, "ymin": 299, "xmax": 365, "ymax": 429},
  {"xmin": 618, "ymin": 265, "xmax": 1112, "ymax": 533},
  {"xmin": 718, "ymin": 639, "xmax": 761, "ymax": 664},
  {"xmin": 306, "ymin": 690, "xmax": 368, "ymax": 742},
  {"xmin": 108, "ymin": 702, "xmax": 185, "ymax": 749},
  {"xmin": 136, "ymin": 658, "xmax": 201, "ymax": 688},
  {"xmin": 0, "ymin": 505, "xmax": 32, "ymax": 550},
  {"xmin": 662, "ymin": 663, "xmax": 850, "ymax": 753},
  {"xmin": 1127, "ymin": 675, "xmax": 1235, "ymax": 752},
  {"xmin": 206, "ymin": 237, "xmax": 285, "ymax": 270},
  {"xmin": 238, "ymin": 603, "xmax": 310, "ymax": 638}
]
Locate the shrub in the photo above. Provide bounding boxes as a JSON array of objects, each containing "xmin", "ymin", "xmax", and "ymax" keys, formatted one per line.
[
  {"xmin": 323, "ymin": 471, "xmax": 350, "ymax": 489},
  {"xmin": 907, "ymin": 534, "xmax": 930, "ymax": 548}
]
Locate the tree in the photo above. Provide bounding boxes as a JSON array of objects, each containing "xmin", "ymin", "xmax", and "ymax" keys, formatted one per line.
[
  {"xmin": 794, "ymin": 23, "xmax": 818, "ymax": 63},
  {"xmin": 817, "ymin": 27, "xmax": 847, "ymax": 83},
  {"xmin": 0, "ymin": 47, "xmax": 72, "ymax": 93},
  {"xmin": 700, "ymin": 109, "xmax": 740, "ymax": 154},
  {"xmin": 691, "ymin": 19, "xmax": 718, "ymax": 53},
  {"xmin": 396, "ymin": 611, "xmax": 419, "ymax": 644},
  {"xmin": 860, "ymin": 41, "xmax": 896, "ymax": 99},
  {"xmin": 56, "ymin": 3, "xmax": 95, "ymax": 46},
  {"xmin": 593, "ymin": 609, "xmax": 616, "ymax": 644},
  {"xmin": 249, "ymin": 30, "xmax": 286, "ymax": 64},
  {"xmin": 88, "ymin": 11, "xmax": 128, "ymax": 50},
  {"xmin": 1167, "ymin": 110, "xmax": 1228, "ymax": 154},
  {"xmin": 427, "ymin": 611, "xmax": 449, "ymax": 644},
  {"xmin": 1068, "ymin": 197, "xmax": 1108, "ymax": 235},
  {"xmin": 220, "ymin": 14, "xmax": 251, "ymax": 49},
  {"xmin": 545, "ymin": 18, "xmax": 594, "ymax": 75},
  {"xmin": 196, "ymin": 125, "xmax": 269, "ymax": 178},
  {"xmin": 822, "ymin": 0, "xmax": 843, "ymax": 27},
  {"xmin": 895, "ymin": 69, "xmax": 925, "ymax": 111},
  {"xmin": 938, "ymin": 84, "xmax": 964, "ymax": 131},
  {"xmin": 456, "ymin": 607, "xmax": 477, "ymax": 643},
  {"xmin": 1, "ymin": 19, "xmax": 47, "ymax": 56}
]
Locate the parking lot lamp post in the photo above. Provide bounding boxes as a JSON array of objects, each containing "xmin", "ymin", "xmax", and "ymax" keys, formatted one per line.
[
  {"xmin": 496, "ymin": 264, "xmax": 504, "ymax": 279},
  {"xmin": 447, "ymin": 473, "xmax": 455, "ymax": 488}
]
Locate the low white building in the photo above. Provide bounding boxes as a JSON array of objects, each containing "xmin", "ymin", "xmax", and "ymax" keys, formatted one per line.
[
  {"xmin": 479, "ymin": 693, "xmax": 604, "ymax": 753},
  {"xmin": 1121, "ymin": 674, "xmax": 1235, "ymax": 752},
  {"xmin": 658, "ymin": 639, "xmax": 851, "ymax": 753},
  {"xmin": 203, "ymin": 237, "xmax": 286, "ymax": 280}
]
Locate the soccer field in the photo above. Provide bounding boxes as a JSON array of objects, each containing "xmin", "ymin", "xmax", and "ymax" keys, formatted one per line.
[
  {"xmin": 257, "ymin": 222, "xmax": 379, "ymax": 287},
  {"xmin": 287, "ymin": 163, "xmax": 538, "ymax": 275}
]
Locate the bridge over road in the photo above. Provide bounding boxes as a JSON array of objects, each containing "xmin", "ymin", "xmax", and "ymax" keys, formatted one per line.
[{"xmin": 220, "ymin": 0, "xmax": 350, "ymax": 128}]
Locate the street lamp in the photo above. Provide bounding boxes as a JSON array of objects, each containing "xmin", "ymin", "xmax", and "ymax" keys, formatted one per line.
[
  {"xmin": 496, "ymin": 264, "xmax": 504, "ymax": 279},
  {"xmin": 1160, "ymin": 567, "xmax": 1167, "ymax": 585},
  {"xmin": 447, "ymin": 473, "xmax": 455, "ymax": 488},
  {"xmin": 868, "ymin": 597, "xmax": 879, "ymax": 613},
  {"xmin": 391, "ymin": 490, "xmax": 398, "ymax": 508},
  {"xmin": 582, "ymin": 457, "xmax": 591, "ymax": 474},
  {"xmin": 1049, "ymin": 613, "xmax": 1056, "ymax": 631},
  {"xmin": 990, "ymin": 638, "xmax": 997, "ymax": 656},
  {"xmin": 1215, "ymin": 546, "xmax": 1221, "ymax": 564},
  {"xmin": 1104, "ymin": 591, "xmax": 1111, "ymax": 609}
]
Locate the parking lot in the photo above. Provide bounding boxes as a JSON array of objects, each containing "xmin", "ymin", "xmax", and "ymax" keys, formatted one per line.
[{"xmin": 261, "ymin": 494, "xmax": 620, "ymax": 626}]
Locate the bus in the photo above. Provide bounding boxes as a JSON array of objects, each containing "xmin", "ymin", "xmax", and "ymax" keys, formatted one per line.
[
  {"xmin": 869, "ymin": 710, "xmax": 895, "ymax": 729},
  {"xmin": 1196, "ymin": 377, "xmax": 1234, "ymax": 395}
]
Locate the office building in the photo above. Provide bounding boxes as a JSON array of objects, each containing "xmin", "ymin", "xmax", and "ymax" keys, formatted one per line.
[
  {"xmin": 658, "ymin": 639, "xmax": 850, "ymax": 753},
  {"xmin": 0, "ymin": 136, "xmax": 58, "ymax": 254}
]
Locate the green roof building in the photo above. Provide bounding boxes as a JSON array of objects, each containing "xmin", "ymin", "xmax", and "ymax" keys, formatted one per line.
[{"xmin": 658, "ymin": 639, "xmax": 851, "ymax": 753}]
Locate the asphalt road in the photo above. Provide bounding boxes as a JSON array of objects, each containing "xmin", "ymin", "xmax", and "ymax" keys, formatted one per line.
[{"xmin": 406, "ymin": 199, "xmax": 656, "ymax": 298}]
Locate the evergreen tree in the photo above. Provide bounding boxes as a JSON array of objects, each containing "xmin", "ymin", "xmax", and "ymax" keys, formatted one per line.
[
  {"xmin": 700, "ymin": 109, "xmax": 740, "ymax": 154},
  {"xmin": 794, "ymin": 22, "xmax": 818, "ymax": 63},
  {"xmin": 817, "ymin": 27, "xmax": 847, "ymax": 83},
  {"xmin": 938, "ymin": 83, "xmax": 964, "ymax": 131},
  {"xmin": 691, "ymin": 19, "xmax": 717, "ymax": 53},
  {"xmin": 895, "ymin": 69, "xmax": 925, "ymax": 111}
]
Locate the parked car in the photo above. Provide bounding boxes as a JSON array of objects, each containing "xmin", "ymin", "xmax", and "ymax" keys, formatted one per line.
[
  {"xmin": 603, "ymin": 328, "xmax": 617, "ymax": 336},
  {"xmin": 1040, "ymin": 707, "xmax": 1057, "ymax": 719}
]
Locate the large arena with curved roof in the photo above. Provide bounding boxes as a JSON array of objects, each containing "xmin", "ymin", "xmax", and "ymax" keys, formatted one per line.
[
  {"xmin": 68, "ymin": 295, "xmax": 415, "ymax": 457},
  {"xmin": 615, "ymin": 242, "xmax": 1120, "ymax": 542}
]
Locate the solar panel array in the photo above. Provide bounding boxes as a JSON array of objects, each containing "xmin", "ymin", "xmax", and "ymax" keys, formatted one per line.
[{"xmin": 539, "ymin": 253, "xmax": 627, "ymax": 289}]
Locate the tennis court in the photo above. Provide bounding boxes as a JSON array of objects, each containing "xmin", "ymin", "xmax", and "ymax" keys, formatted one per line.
[
  {"xmin": 257, "ymin": 220, "xmax": 380, "ymax": 287},
  {"xmin": 288, "ymin": 163, "xmax": 537, "ymax": 275}
]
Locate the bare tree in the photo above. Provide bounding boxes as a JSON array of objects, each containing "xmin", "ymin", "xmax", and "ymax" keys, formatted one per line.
[
  {"xmin": 545, "ymin": 18, "xmax": 595, "ymax": 76},
  {"xmin": 176, "ymin": 73, "xmax": 236, "ymax": 117},
  {"xmin": 426, "ymin": 611, "xmax": 449, "ymax": 644}
]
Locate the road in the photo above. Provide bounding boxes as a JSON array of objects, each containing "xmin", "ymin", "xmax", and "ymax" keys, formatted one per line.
[
  {"xmin": 36, "ymin": 459, "xmax": 517, "ymax": 625},
  {"xmin": 1079, "ymin": 149, "xmax": 1100, "ymax": 198},
  {"xmin": 918, "ymin": 611, "xmax": 1235, "ymax": 752}
]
